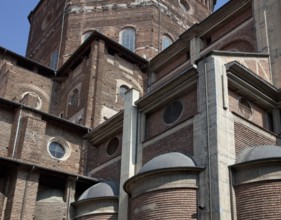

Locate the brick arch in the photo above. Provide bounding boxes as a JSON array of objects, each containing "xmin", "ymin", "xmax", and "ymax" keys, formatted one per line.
[{"xmin": 220, "ymin": 40, "xmax": 254, "ymax": 52}]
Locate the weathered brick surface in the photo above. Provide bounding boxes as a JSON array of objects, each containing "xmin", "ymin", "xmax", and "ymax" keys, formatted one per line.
[
  {"xmin": 51, "ymin": 41, "xmax": 145, "ymax": 128},
  {"xmin": 234, "ymin": 122, "xmax": 277, "ymax": 155},
  {"xmin": 0, "ymin": 108, "xmax": 13, "ymax": 157},
  {"xmin": 130, "ymin": 189, "xmax": 197, "ymax": 220},
  {"xmin": 87, "ymin": 133, "xmax": 122, "ymax": 170},
  {"xmin": 4, "ymin": 168, "xmax": 39, "ymax": 220},
  {"xmin": 26, "ymin": 0, "xmax": 65, "ymax": 67},
  {"xmin": 235, "ymin": 180, "xmax": 281, "ymax": 220},
  {"xmin": 27, "ymin": 0, "xmax": 214, "ymax": 65},
  {"xmin": 229, "ymin": 90, "xmax": 272, "ymax": 129},
  {"xmin": 146, "ymin": 89, "xmax": 197, "ymax": 140},
  {"xmin": 143, "ymin": 124, "xmax": 193, "ymax": 165},
  {"xmin": 1, "ymin": 62, "xmax": 52, "ymax": 112},
  {"xmin": 90, "ymin": 160, "xmax": 121, "ymax": 183}
]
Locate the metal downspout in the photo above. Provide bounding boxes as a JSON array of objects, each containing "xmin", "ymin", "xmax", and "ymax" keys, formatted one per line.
[
  {"xmin": 204, "ymin": 59, "xmax": 213, "ymax": 220},
  {"xmin": 12, "ymin": 108, "xmax": 22, "ymax": 158},
  {"xmin": 57, "ymin": 0, "xmax": 69, "ymax": 70}
]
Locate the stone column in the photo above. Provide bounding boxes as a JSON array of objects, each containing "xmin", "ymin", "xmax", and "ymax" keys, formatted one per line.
[
  {"xmin": 118, "ymin": 89, "xmax": 140, "ymax": 220},
  {"xmin": 194, "ymin": 55, "xmax": 235, "ymax": 220}
]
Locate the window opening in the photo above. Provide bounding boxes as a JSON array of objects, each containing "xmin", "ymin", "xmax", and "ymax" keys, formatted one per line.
[{"xmin": 120, "ymin": 28, "xmax": 136, "ymax": 51}]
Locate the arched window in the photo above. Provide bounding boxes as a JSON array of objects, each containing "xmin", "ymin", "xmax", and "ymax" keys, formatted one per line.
[
  {"xmin": 162, "ymin": 35, "xmax": 173, "ymax": 51},
  {"xmin": 69, "ymin": 88, "xmax": 79, "ymax": 107},
  {"xmin": 120, "ymin": 28, "xmax": 136, "ymax": 51},
  {"xmin": 119, "ymin": 85, "xmax": 129, "ymax": 99},
  {"xmin": 179, "ymin": 0, "xmax": 190, "ymax": 12}
]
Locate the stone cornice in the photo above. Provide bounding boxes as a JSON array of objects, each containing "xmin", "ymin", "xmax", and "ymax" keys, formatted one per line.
[
  {"xmin": 226, "ymin": 61, "xmax": 281, "ymax": 108},
  {"xmin": 84, "ymin": 111, "xmax": 124, "ymax": 145},
  {"xmin": 136, "ymin": 65, "xmax": 198, "ymax": 113}
]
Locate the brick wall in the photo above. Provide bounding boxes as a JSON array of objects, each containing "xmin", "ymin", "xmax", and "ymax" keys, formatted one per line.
[
  {"xmin": 2, "ymin": 64, "xmax": 52, "ymax": 113},
  {"xmin": 235, "ymin": 180, "xmax": 281, "ymax": 220},
  {"xmin": 143, "ymin": 124, "xmax": 193, "ymax": 165},
  {"xmin": 0, "ymin": 108, "xmax": 13, "ymax": 157},
  {"xmin": 26, "ymin": 1, "xmax": 65, "ymax": 67},
  {"xmin": 27, "ymin": 0, "xmax": 213, "ymax": 65},
  {"xmin": 4, "ymin": 168, "xmax": 39, "ymax": 220},
  {"xmin": 234, "ymin": 122, "xmax": 277, "ymax": 155},
  {"xmin": 87, "ymin": 134, "xmax": 122, "ymax": 170},
  {"xmin": 90, "ymin": 160, "xmax": 121, "ymax": 183},
  {"xmin": 130, "ymin": 189, "xmax": 197, "ymax": 220},
  {"xmin": 146, "ymin": 89, "xmax": 197, "ymax": 140},
  {"xmin": 229, "ymin": 90, "xmax": 272, "ymax": 130}
]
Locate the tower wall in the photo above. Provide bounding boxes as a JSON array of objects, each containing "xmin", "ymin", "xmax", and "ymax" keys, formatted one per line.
[{"xmin": 26, "ymin": 0, "xmax": 215, "ymax": 67}]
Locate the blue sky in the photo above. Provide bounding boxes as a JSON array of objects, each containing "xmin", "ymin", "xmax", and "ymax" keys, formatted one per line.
[{"xmin": 0, "ymin": 0, "xmax": 228, "ymax": 56}]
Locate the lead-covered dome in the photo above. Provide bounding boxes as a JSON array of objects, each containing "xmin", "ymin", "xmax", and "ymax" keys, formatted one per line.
[
  {"xmin": 236, "ymin": 145, "xmax": 281, "ymax": 164},
  {"xmin": 78, "ymin": 181, "xmax": 119, "ymax": 201},
  {"xmin": 139, "ymin": 152, "xmax": 196, "ymax": 174}
]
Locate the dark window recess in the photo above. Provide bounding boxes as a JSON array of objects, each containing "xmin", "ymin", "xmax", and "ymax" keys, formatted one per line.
[
  {"xmin": 106, "ymin": 137, "xmax": 119, "ymax": 156},
  {"xmin": 49, "ymin": 142, "xmax": 65, "ymax": 159},
  {"xmin": 238, "ymin": 97, "xmax": 252, "ymax": 119},
  {"xmin": 163, "ymin": 101, "xmax": 183, "ymax": 125}
]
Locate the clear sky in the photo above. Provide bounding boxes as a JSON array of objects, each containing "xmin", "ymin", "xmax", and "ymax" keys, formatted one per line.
[{"xmin": 0, "ymin": 0, "xmax": 228, "ymax": 56}]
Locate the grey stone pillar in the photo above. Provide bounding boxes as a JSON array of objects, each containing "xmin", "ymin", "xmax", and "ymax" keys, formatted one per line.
[{"xmin": 118, "ymin": 89, "xmax": 140, "ymax": 220}]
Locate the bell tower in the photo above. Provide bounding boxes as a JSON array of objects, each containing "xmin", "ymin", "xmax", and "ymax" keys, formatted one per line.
[{"xmin": 26, "ymin": 0, "xmax": 216, "ymax": 68}]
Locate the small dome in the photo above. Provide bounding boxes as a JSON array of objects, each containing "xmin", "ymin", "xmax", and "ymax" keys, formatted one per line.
[
  {"xmin": 78, "ymin": 181, "xmax": 119, "ymax": 201},
  {"xmin": 236, "ymin": 145, "xmax": 281, "ymax": 163},
  {"xmin": 139, "ymin": 152, "xmax": 196, "ymax": 174}
]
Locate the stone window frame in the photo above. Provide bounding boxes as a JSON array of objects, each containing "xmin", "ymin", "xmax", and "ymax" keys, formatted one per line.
[
  {"xmin": 119, "ymin": 27, "xmax": 136, "ymax": 52},
  {"xmin": 106, "ymin": 136, "xmax": 120, "ymax": 157},
  {"xmin": 47, "ymin": 137, "xmax": 71, "ymax": 161},
  {"xmin": 67, "ymin": 83, "xmax": 82, "ymax": 110},
  {"xmin": 178, "ymin": 0, "xmax": 190, "ymax": 12},
  {"xmin": 238, "ymin": 97, "xmax": 253, "ymax": 120},
  {"xmin": 19, "ymin": 91, "xmax": 42, "ymax": 110},
  {"xmin": 162, "ymin": 34, "xmax": 173, "ymax": 51},
  {"xmin": 162, "ymin": 100, "xmax": 184, "ymax": 126}
]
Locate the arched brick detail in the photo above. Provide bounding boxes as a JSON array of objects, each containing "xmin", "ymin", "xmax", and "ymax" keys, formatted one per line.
[{"xmin": 220, "ymin": 40, "xmax": 254, "ymax": 52}]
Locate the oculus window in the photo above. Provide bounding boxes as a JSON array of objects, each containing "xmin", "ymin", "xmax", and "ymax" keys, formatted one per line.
[
  {"xmin": 163, "ymin": 101, "xmax": 183, "ymax": 125},
  {"xmin": 106, "ymin": 137, "xmax": 119, "ymax": 156}
]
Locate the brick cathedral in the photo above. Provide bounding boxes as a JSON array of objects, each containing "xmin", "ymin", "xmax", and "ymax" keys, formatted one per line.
[{"xmin": 0, "ymin": 0, "xmax": 281, "ymax": 219}]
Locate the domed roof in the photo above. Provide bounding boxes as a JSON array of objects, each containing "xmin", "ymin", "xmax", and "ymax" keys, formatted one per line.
[
  {"xmin": 139, "ymin": 152, "xmax": 196, "ymax": 174},
  {"xmin": 78, "ymin": 181, "xmax": 119, "ymax": 201},
  {"xmin": 236, "ymin": 145, "xmax": 281, "ymax": 164}
]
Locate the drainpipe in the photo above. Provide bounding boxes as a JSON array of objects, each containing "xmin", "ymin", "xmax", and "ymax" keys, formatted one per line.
[
  {"xmin": 157, "ymin": 0, "xmax": 161, "ymax": 53},
  {"xmin": 12, "ymin": 108, "xmax": 23, "ymax": 158},
  {"xmin": 204, "ymin": 58, "xmax": 213, "ymax": 220},
  {"xmin": 57, "ymin": 0, "xmax": 69, "ymax": 70}
]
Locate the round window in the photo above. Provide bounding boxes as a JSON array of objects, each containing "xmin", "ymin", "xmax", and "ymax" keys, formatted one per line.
[
  {"xmin": 106, "ymin": 137, "xmax": 119, "ymax": 156},
  {"xmin": 163, "ymin": 101, "xmax": 183, "ymax": 125},
  {"xmin": 49, "ymin": 142, "xmax": 65, "ymax": 159}
]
